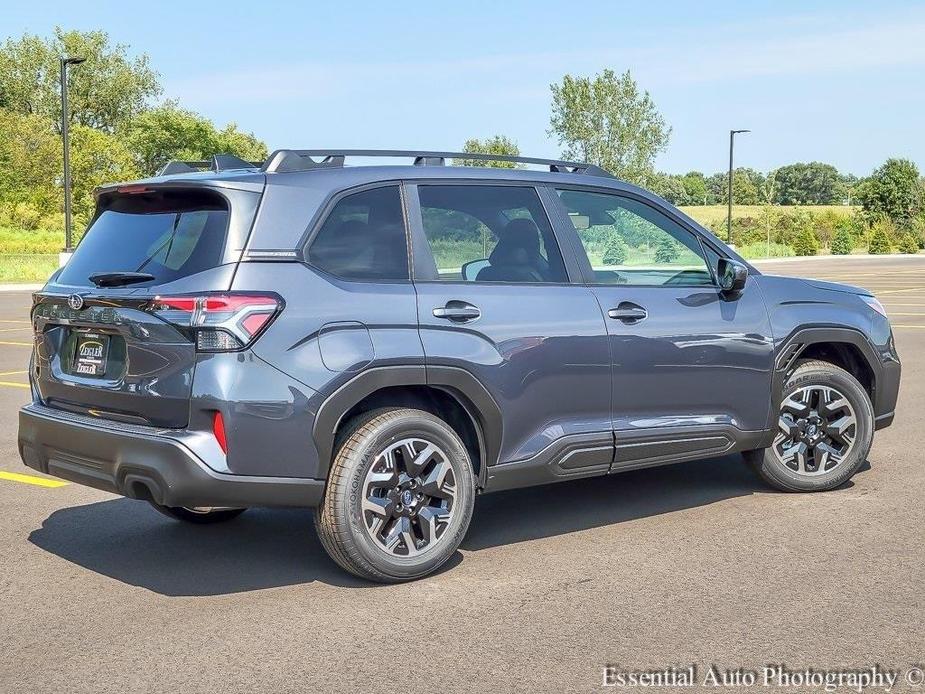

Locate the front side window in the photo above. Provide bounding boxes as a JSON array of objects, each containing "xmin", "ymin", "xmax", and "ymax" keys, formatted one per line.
[
  {"xmin": 557, "ymin": 189, "xmax": 714, "ymax": 286},
  {"xmin": 417, "ymin": 185, "xmax": 568, "ymax": 283},
  {"xmin": 308, "ymin": 186, "xmax": 409, "ymax": 280}
]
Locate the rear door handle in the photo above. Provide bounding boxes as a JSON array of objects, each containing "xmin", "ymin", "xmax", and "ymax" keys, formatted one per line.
[
  {"xmin": 608, "ymin": 303, "xmax": 647, "ymax": 322},
  {"xmin": 433, "ymin": 301, "xmax": 481, "ymax": 322}
]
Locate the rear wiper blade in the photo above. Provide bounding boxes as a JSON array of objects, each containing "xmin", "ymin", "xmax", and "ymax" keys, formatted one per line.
[{"xmin": 88, "ymin": 272, "xmax": 156, "ymax": 287}]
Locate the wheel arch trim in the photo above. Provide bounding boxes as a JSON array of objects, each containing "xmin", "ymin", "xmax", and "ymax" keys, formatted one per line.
[
  {"xmin": 312, "ymin": 365, "xmax": 502, "ymax": 483},
  {"xmin": 768, "ymin": 326, "xmax": 883, "ymax": 442}
]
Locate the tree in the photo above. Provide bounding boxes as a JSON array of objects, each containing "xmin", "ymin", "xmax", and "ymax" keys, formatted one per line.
[
  {"xmin": 793, "ymin": 226, "xmax": 819, "ymax": 256},
  {"xmin": 69, "ymin": 124, "xmax": 139, "ymax": 222},
  {"xmin": 773, "ymin": 162, "xmax": 846, "ymax": 205},
  {"xmin": 868, "ymin": 223, "xmax": 893, "ymax": 254},
  {"xmin": 0, "ymin": 109, "xmax": 60, "ymax": 214},
  {"xmin": 454, "ymin": 135, "xmax": 521, "ymax": 168},
  {"xmin": 0, "ymin": 28, "xmax": 161, "ymax": 132},
  {"xmin": 858, "ymin": 158, "xmax": 922, "ymax": 227},
  {"xmin": 649, "ymin": 173, "xmax": 687, "ymax": 205},
  {"xmin": 124, "ymin": 103, "xmax": 267, "ymax": 176},
  {"xmin": 898, "ymin": 233, "xmax": 920, "ymax": 254},
  {"xmin": 549, "ymin": 69, "xmax": 670, "ymax": 184},
  {"xmin": 830, "ymin": 227, "xmax": 853, "ymax": 255},
  {"xmin": 602, "ymin": 233, "xmax": 628, "ymax": 265},
  {"xmin": 680, "ymin": 171, "xmax": 709, "ymax": 205},
  {"xmin": 654, "ymin": 236, "xmax": 680, "ymax": 263}
]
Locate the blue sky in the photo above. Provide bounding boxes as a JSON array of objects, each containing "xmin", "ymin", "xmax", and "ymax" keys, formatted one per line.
[{"xmin": 5, "ymin": 1, "xmax": 925, "ymax": 176}]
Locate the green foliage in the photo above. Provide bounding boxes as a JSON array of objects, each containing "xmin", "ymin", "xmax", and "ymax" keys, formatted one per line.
[
  {"xmin": 125, "ymin": 103, "xmax": 266, "ymax": 176},
  {"xmin": 549, "ymin": 69, "xmax": 670, "ymax": 184},
  {"xmin": 772, "ymin": 162, "xmax": 847, "ymax": 204},
  {"xmin": 868, "ymin": 222, "xmax": 893, "ymax": 254},
  {"xmin": 0, "ymin": 226, "xmax": 63, "ymax": 253},
  {"xmin": 601, "ymin": 233, "xmax": 628, "ymax": 265},
  {"xmin": 0, "ymin": 27, "xmax": 269, "ymax": 242},
  {"xmin": 0, "ymin": 28, "xmax": 161, "ymax": 132},
  {"xmin": 737, "ymin": 242, "xmax": 795, "ymax": 259},
  {"xmin": 830, "ymin": 226, "xmax": 853, "ymax": 255},
  {"xmin": 859, "ymin": 158, "xmax": 922, "ymax": 227},
  {"xmin": 653, "ymin": 236, "xmax": 680, "ymax": 263},
  {"xmin": 0, "ymin": 254, "xmax": 58, "ymax": 282},
  {"xmin": 793, "ymin": 226, "xmax": 819, "ymax": 256},
  {"xmin": 649, "ymin": 173, "xmax": 688, "ymax": 205},
  {"xmin": 680, "ymin": 171, "xmax": 709, "ymax": 205},
  {"xmin": 706, "ymin": 168, "xmax": 764, "ymax": 205},
  {"xmin": 898, "ymin": 233, "xmax": 920, "ymax": 254},
  {"xmin": 455, "ymin": 135, "xmax": 521, "ymax": 168}
]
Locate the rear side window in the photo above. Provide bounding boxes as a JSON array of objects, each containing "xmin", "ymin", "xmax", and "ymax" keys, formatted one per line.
[
  {"xmin": 58, "ymin": 190, "xmax": 230, "ymax": 287},
  {"xmin": 417, "ymin": 185, "xmax": 568, "ymax": 283},
  {"xmin": 308, "ymin": 186, "xmax": 409, "ymax": 281}
]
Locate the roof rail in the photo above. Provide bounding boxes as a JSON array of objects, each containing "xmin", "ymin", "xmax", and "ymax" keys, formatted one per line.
[
  {"xmin": 157, "ymin": 154, "xmax": 262, "ymax": 177},
  {"xmin": 260, "ymin": 149, "xmax": 612, "ymax": 177}
]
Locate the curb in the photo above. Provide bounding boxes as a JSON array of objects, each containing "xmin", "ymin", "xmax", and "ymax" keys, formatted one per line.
[
  {"xmin": 751, "ymin": 254, "xmax": 923, "ymax": 264},
  {"xmin": 0, "ymin": 284, "xmax": 43, "ymax": 292}
]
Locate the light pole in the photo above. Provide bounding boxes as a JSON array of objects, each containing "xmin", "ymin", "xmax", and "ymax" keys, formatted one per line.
[
  {"xmin": 60, "ymin": 56, "xmax": 85, "ymax": 254},
  {"xmin": 727, "ymin": 129, "xmax": 750, "ymax": 244}
]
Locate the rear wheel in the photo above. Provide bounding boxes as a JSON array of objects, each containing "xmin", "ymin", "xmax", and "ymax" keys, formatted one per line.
[
  {"xmin": 315, "ymin": 408, "xmax": 476, "ymax": 583},
  {"xmin": 149, "ymin": 503, "xmax": 247, "ymax": 524},
  {"xmin": 746, "ymin": 359, "xmax": 874, "ymax": 492}
]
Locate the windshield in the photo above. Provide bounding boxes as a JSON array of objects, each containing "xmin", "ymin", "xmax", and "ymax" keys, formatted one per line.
[{"xmin": 57, "ymin": 190, "xmax": 230, "ymax": 288}]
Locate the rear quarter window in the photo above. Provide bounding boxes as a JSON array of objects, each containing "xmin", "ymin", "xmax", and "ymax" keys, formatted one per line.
[
  {"xmin": 307, "ymin": 186, "xmax": 409, "ymax": 281},
  {"xmin": 57, "ymin": 190, "xmax": 230, "ymax": 288}
]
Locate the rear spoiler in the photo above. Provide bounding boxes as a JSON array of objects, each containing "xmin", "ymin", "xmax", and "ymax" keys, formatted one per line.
[{"xmin": 157, "ymin": 154, "xmax": 262, "ymax": 176}]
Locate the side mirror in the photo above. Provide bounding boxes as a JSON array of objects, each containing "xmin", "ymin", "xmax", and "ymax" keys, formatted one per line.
[{"xmin": 718, "ymin": 258, "xmax": 748, "ymax": 294}]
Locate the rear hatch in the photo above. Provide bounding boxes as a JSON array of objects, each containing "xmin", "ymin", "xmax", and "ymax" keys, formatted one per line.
[{"xmin": 32, "ymin": 181, "xmax": 263, "ymax": 428}]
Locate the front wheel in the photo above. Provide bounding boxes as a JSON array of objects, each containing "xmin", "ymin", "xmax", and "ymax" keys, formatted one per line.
[
  {"xmin": 746, "ymin": 359, "xmax": 874, "ymax": 492},
  {"xmin": 314, "ymin": 408, "xmax": 476, "ymax": 583}
]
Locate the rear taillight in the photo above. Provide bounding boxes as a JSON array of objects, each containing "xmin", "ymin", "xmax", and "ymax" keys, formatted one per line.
[
  {"xmin": 212, "ymin": 410, "xmax": 228, "ymax": 453},
  {"xmin": 149, "ymin": 293, "xmax": 282, "ymax": 352}
]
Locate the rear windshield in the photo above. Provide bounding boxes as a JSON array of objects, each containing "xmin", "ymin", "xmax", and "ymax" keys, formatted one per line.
[{"xmin": 57, "ymin": 190, "xmax": 230, "ymax": 287}]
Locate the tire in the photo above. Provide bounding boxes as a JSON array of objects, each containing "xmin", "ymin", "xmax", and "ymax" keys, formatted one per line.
[
  {"xmin": 149, "ymin": 503, "xmax": 247, "ymax": 524},
  {"xmin": 315, "ymin": 408, "xmax": 476, "ymax": 583},
  {"xmin": 746, "ymin": 359, "xmax": 874, "ymax": 492}
]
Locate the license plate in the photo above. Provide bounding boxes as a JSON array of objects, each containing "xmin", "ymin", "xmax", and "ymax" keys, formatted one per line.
[{"xmin": 73, "ymin": 332, "xmax": 110, "ymax": 377}]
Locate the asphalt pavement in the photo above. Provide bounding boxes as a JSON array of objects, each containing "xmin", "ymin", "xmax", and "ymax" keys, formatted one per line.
[{"xmin": 0, "ymin": 256, "xmax": 922, "ymax": 693}]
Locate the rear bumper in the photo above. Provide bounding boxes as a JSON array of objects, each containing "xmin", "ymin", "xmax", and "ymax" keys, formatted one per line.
[{"xmin": 18, "ymin": 403, "xmax": 325, "ymax": 508}]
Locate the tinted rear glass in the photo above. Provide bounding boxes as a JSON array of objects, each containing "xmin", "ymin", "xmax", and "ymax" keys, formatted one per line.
[{"xmin": 57, "ymin": 190, "xmax": 230, "ymax": 287}]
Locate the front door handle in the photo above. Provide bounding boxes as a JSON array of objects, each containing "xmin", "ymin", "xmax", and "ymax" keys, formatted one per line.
[
  {"xmin": 608, "ymin": 303, "xmax": 647, "ymax": 322},
  {"xmin": 433, "ymin": 301, "xmax": 481, "ymax": 322}
]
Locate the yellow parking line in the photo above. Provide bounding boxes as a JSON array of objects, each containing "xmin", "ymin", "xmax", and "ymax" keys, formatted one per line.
[
  {"xmin": 0, "ymin": 327, "xmax": 31, "ymax": 333},
  {"xmin": 0, "ymin": 381, "xmax": 29, "ymax": 389},
  {"xmin": 0, "ymin": 370, "xmax": 26, "ymax": 376},
  {"xmin": 0, "ymin": 471, "xmax": 68, "ymax": 488},
  {"xmin": 0, "ymin": 320, "xmax": 30, "ymax": 324},
  {"xmin": 0, "ymin": 340, "xmax": 32, "ymax": 346},
  {"xmin": 892, "ymin": 324, "xmax": 925, "ymax": 329}
]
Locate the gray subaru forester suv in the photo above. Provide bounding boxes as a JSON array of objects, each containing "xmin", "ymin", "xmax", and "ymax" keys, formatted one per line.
[{"xmin": 19, "ymin": 150, "xmax": 901, "ymax": 582}]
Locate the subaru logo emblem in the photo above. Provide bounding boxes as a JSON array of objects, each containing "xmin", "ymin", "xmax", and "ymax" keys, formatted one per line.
[
  {"xmin": 401, "ymin": 490, "xmax": 414, "ymax": 506},
  {"xmin": 68, "ymin": 294, "xmax": 84, "ymax": 310}
]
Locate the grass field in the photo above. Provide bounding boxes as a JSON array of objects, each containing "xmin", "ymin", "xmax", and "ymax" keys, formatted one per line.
[{"xmin": 678, "ymin": 204, "xmax": 858, "ymax": 225}]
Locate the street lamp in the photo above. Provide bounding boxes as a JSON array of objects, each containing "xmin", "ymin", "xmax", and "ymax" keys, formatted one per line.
[
  {"xmin": 60, "ymin": 56, "xmax": 86, "ymax": 254},
  {"xmin": 727, "ymin": 129, "xmax": 750, "ymax": 244}
]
